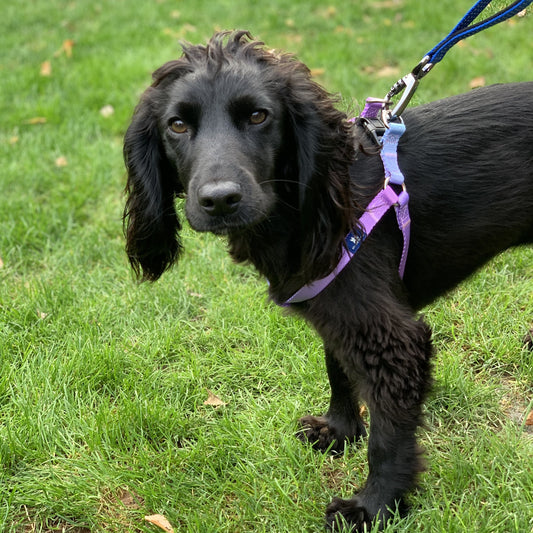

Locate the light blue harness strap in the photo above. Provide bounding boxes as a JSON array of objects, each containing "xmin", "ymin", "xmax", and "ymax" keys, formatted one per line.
[
  {"xmin": 380, "ymin": 122, "xmax": 407, "ymax": 186},
  {"xmin": 379, "ymin": 120, "xmax": 411, "ymax": 278}
]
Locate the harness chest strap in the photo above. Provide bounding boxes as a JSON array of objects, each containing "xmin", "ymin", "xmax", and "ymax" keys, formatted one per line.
[{"xmin": 280, "ymin": 106, "xmax": 411, "ymax": 307}]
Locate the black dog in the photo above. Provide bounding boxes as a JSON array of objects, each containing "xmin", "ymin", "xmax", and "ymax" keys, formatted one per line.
[{"xmin": 123, "ymin": 31, "xmax": 533, "ymax": 530}]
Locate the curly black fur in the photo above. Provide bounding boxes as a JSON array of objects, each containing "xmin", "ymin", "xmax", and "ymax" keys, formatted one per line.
[{"xmin": 124, "ymin": 31, "xmax": 533, "ymax": 531}]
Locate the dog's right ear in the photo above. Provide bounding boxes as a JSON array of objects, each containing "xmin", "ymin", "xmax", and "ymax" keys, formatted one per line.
[{"xmin": 123, "ymin": 87, "xmax": 183, "ymax": 281}]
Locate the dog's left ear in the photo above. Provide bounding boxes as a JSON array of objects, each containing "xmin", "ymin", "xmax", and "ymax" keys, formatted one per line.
[
  {"xmin": 123, "ymin": 89, "xmax": 183, "ymax": 281},
  {"xmin": 282, "ymin": 68, "xmax": 355, "ymax": 279}
]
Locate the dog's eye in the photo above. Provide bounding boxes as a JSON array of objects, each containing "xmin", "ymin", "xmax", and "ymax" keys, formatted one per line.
[
  {"xmin": 169, "ymin": 118, "xmax": 188, "ymax": 134},
  {"xmin": 249, "ymin": 110, "xmax": 267, "ymax": 125}
]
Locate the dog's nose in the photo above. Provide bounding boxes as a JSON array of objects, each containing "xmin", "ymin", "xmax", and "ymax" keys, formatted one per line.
[{"xmin": 197, "ymin": 181, "xmax": 242, "ymax": 216}]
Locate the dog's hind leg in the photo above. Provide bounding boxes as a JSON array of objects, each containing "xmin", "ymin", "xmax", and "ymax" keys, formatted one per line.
[
  {"xmin": 298, "ymin": 347, "xmax": 367, "ymax": 453},
  {"xmin": 325, "ymin": 317, "xmax": 433, "ymax": 531}
]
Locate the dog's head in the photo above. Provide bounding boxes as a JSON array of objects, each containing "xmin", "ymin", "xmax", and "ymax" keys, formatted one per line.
[{"xmin": 124, "ymin": 31, "xmax": 354, "ymax": 281}]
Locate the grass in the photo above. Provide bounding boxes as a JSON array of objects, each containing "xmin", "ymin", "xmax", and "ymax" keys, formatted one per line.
[{"xmin": 1, "ymin": 0, "xmax": 532, "ymax": 531}]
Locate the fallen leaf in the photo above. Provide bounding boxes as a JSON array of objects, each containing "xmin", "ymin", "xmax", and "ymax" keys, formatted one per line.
[
  {"xmin": 0, "ymin": 257, "xmax": 4, "ymax": 269},
  {"xmin": 100, "ymin": 104, "xmax": 114, "ymax": 118},
  {"xmin": 9, "ymin": 136, "xmax": 19, "ymax": 145},
  {"xmin": 37, "ymin": 311, "xmax": 48, "ymax": 319},
  {"xmin": 517, "ymin": 9, "xmax": 527, "ymax": 17},
  {"xmin": 54, "ymin": 39, "xmax": 74, "ymax": 58},
  {"xmin": 526, "ymin": 411, "xmax": 533, "ymax": 426},
  {"xmin": 55, "ymin": 156, "xmax": 68, "ymax": 167},
  {"xmin": 26, "ymin": 117, "xmax": 47, "ymax": 125},
  {"xmin": 319, "ymin": 6, "xmax": 337, "ymax": 18},
  {"xmin": 469, "ymin": 76, "xmax": 486, "ymax": 89},
  {"xmin": 204, "ymin": 389, "xmax": 227, "ymax": 407},
  {"xmin": 170, "ymin": 10, "xmax": 180, "ymax": 19},
  {"xmin": 310, "ymin": 68, "xmax": 325, "ymax": 77},
  {"xmin": 144, "ymin": 514, "xmax": 174, "ymax": 532},
  {"xmin": 40, "ymin": 60, "xmax": 52, "ymax": 76}
]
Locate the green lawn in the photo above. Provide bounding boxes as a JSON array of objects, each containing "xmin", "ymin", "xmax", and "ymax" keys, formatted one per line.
[{"xmin": 1, "ymin": 1, "xmax": 532, "ymax": 531}]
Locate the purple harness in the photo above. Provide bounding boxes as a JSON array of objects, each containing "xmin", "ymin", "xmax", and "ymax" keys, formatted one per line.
[{"xmin": 280, "ymin": 99, "xmax": 411, "ymax": 306}]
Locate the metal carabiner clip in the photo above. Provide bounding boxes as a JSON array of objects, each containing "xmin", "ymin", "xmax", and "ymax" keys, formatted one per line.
[{"xmin": 384, "ymin": 55, "xmax": 434, "ymax": 121}]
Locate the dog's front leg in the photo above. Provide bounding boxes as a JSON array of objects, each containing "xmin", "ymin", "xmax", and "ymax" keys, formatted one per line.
[
  {"xmin": 325, "ymin": 317, "xmax": 433, "ymax": 531},
  {"xmin": 298, "ymin": 347, "xmax": 367, "ymax": 453}
]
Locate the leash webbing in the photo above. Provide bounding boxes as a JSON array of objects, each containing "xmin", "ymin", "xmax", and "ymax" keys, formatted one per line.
[
  {"xmin": 386, "ymin": 0, "xmax": 532, "ymax": 119},
  {"xmin": 427, "ymin": 0, "xmax": 532, "ymax": 65}
]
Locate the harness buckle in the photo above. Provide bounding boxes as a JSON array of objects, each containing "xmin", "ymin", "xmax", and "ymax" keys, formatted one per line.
[{"xmin": 360, "ymin": 115, "xmax": 388, "ymax": 146}]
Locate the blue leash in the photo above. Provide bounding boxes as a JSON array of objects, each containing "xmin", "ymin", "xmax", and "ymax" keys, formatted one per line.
[
  {"xmin": 427, "ymin": 0, "xmax": 532, "ymax": 64},
  {"xmin": 385, "ymin": 0, "xmax": 532, "ymax": 119}
]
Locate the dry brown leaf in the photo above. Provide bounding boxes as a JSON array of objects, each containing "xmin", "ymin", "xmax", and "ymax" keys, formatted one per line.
[
  {"xmin": 469, "ymin": 76, "xmax": 486, "ymax": 89},
  {"xmin": 40, "ymin": 60, "xmax": 52, "ymax": 76},
  {"xmin": 63, "ymin": 39, "xmax": 75, "ymax": 57},
  {"xmin": 310, "ymin": 68, "xmax": 325, "ymax": 77},
  {"xmin": 144, "ymin": 514, "xmax": 174, "ymax": 532},
  {"xmin": 204, "ymin": 389, "xmax": 227, "ymax": 407},
  {"xmin": 26, "ymin": 117, "xmax": 47, "ymax": 125},
  {"xmin": 55, "ymin": 156, "xmax": 68, "ymax": 167},
  {"xmin": 526, "ymin": 410, "xmax": 533, "ymax": 426}
]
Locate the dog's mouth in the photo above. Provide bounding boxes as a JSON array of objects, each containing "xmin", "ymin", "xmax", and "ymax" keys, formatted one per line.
[
  {"xmin": 185, "ymin": 198, "xmax": 271, "ymax": 235},
  {"xmin": 188, "ymin": 217, "xmax": 265, "ymax": 235}
]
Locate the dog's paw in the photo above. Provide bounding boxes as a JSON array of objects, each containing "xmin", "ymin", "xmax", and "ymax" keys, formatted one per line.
[
  {"xmin": 296, "ymin": 415, "xmax": 366, "ymax": 454},
  {"xmin": 325, "ymin": 493, "xmax": 405, "ymax": 532},
  {"xmin": 325, "ymin": 496, "xmax": 373, "ymax": 532}
]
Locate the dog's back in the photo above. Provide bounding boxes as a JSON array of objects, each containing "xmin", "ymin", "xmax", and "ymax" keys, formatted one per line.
[{"xmin": 396, "ymin": 82, "xmax": 532, "ymax": 307}]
